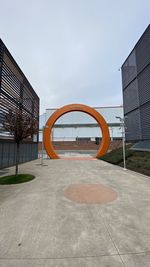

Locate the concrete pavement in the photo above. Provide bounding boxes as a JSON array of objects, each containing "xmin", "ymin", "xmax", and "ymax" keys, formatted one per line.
[{"xmin": 0, "ymin": 158, "xmax": 150, "ymax": 266}]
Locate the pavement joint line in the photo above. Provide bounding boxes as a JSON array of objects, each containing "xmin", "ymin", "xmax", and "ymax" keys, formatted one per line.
[
  {"xmin": 97, "ymin": 208, "xmax": 150, "ymax": 264},
  {"xmin": 85, "ymin": 205, "xmax": 120, "ymax": 253},
  {"xmin": 0, "ymin": 251, "xmax": 150, "ymax": 260},
  {"xmin": 84, "ymin": 204, "xmax": 125, "ymax": 266},
  {"xmin": 97, "ymin": 209, "xmax": 125, "ymax": 266},
  {"xmin": 0, "ymin": 253, "xmax": 122, "ymax": 260},
  {"xmin": 118, "ymin": 251, "xmax": 150, "ymax": 256}
]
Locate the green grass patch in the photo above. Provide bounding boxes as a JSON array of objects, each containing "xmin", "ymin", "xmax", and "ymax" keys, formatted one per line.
[
  {"xmin": 0, "ymin": 174, "xmax": 35, "ymax": 185},
  {"xmin": 100, "ymin": 145, "xmax": 150, "ymax": 176}
]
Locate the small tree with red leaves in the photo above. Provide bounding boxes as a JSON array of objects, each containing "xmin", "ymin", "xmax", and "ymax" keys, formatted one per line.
[{"xmin": 3, "ymin": 109, "xmax": 38, "ymax": 176}]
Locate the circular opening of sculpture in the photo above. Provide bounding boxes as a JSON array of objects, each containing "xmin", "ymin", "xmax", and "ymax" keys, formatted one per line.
[
  {"xmin": 52, "ymin": 111, "xmax": 102, "ymax": 158},
  {"xmin": 44, "ymin": 104, "xmax": 110, "ymax": 159},
  {"xmin": 64, "ymin": 183, "xmax": 117, "ymax": 204}
]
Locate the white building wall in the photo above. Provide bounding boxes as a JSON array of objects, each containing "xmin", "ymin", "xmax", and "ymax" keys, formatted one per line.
[
  {"xmin": 43, "ymin": 107, "xmax": 123, "ymax": 125},
  {"xmin": 39, "ymin": 106, "xmax": 123, "ymax": 141}
]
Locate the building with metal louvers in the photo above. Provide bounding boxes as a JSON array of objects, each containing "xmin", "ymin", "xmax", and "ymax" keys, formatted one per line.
[
  {"xmin": 0, "ymin": 39, "xmax": 39, "ymax": 168},
  {"xmin": 121, "ymin": 24, "xmax": 150, "ymax": 151}
]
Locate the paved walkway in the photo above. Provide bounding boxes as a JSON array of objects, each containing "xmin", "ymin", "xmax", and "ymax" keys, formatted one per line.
[{"xmin": 0, "ymin": 159, "xmax": 150, "ymax": 266}]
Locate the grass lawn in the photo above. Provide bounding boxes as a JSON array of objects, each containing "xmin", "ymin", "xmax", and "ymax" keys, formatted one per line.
[
  {"xmin": 0, "ymin": 174, "xmax": 35, "ymax": 185},
  {"xmin": 100, "ymin": 145, "xmax": 150, "ymax": 177}
]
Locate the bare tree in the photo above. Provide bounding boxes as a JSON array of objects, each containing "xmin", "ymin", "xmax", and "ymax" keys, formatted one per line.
[{"xmin": 3, "ymin": 109, "xmax": 38, "ymax": 176}]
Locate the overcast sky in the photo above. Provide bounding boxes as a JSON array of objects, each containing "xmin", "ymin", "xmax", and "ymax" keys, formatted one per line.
[{"xmin": 0, "ymin": 0, "xmax": 150, "ymax": 114}]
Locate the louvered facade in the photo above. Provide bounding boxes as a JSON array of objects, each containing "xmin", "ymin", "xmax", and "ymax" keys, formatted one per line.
[
  {"xmin": 121, "ymin": 24, "xmax": 150, "ymax": 143},
  {"xmin": 0, "ymin": 39, "xmax": 39, "ymax": 168}
]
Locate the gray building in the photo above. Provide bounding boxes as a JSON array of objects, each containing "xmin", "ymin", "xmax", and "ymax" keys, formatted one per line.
[
  {"xmin": 121, "ymin": 24, "xmax": 150, "ymax": 150},
  {"xmin": 0, "ymin": 39, "xmax": 39, "ymax": 168}
]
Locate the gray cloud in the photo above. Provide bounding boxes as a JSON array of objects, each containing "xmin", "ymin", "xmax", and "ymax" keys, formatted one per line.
[{"xmin": 0, "ymin": 0, "xmax": 150, "ymax": 113}]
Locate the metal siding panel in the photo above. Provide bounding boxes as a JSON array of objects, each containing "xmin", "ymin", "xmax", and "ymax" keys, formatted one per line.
[
  {"xmin": 8, "ymin": 143, "xmax": 16, "ymax": 166},
  {"xmin": 138, "ymin": 64, "xmax": 150, "ymax": 105},
  {"xmin": 121, "ymin": 50, "xmax": 137, "ymax": 88},
  {"xmin": 0, "ymin": 143, "xmax": 3, "ymax": 168},
  {"xmin": 0, "ymin": 40, "xmax": 4, "ymax": 80},
  {"xmin": 2, "ymin": 143, "xmax": 9, "ymax": 168},
  {"xmin": 136, "ymin": 25, "xmax": 150, "ymax": 73},
  {"xmin": 0, "ymin": 142, "xmax": 38, "ymax": 169},
  {"xmin": 140, "ymin": 102, "xmax": 150, "ymax": 140},
  {"xmin": 123, "ymin": 79, "xmax": 139, "ymax": 114},
  {"xmin": 125, "ymin": 109, "xmax": 141, "ymax": 141}
]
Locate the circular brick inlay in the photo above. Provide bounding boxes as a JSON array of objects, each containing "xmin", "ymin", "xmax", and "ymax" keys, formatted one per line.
[{"xmin": 64, "ymin": 183, "xmax": 117, "ymax": 204}]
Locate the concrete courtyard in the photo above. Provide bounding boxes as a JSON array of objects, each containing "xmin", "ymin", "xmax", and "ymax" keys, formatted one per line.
[{"xmin": 0, "ymin": 158, "xmax": 150, "ymax": 266}]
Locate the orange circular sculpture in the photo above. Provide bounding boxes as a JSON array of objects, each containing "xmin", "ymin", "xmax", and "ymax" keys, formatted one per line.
[{"xmin": 44, "ymin": 103, "xmax": 110, "ymax": 159}]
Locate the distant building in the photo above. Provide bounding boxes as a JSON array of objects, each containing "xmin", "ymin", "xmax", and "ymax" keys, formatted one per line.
[
  {"xmin": 0, "ymin": 39, "xmax": 39, "ymax": 168},
  {"xmin": 121, "ymin": 24, "xmax": 150, "ymax": 150},
  {"xmin": 39, "ymin": 106, "xmax": 123, "ymax": 142}
]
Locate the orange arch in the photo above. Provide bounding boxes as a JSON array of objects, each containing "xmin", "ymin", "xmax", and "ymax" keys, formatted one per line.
[{"xmin": 44, "ymin": 103, "xmax": 110, "ymax": 159}]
